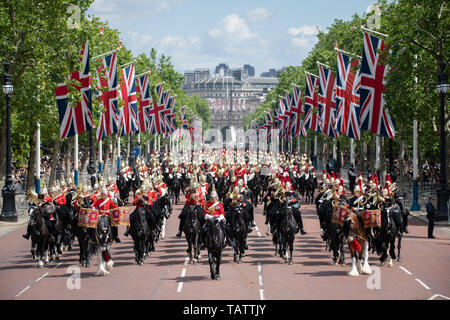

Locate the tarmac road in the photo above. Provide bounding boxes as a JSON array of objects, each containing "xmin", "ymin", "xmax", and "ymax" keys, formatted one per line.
[{"xmin": 0, "ymin": 194, "xmax": 449, "ymax": 300}]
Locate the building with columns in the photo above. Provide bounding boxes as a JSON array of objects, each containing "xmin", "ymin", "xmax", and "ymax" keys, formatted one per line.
[{"xmin": 183, "ymin": 67, "xmax": 279, "ymax": 140}]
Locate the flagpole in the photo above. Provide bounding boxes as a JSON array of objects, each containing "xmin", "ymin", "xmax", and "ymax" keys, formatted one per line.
[
  {"xmin": 137, "ymin": 133, "xmax": 141, "ymax": 159},
  {"xmin": 92, "ymin": 48, "xmax": 119, "ymax": 60},
  {"xmin": 360, "ymin": 26, "xmax": 388, "ymax": 38},
  {"xmin": 334, "ymin": 47, "xmax": 362, "ymax": 59},
  {"xmin": 375, "ymin": 136, "xmax": 380, "ymax": 179},
  {"xmin": 74, "ymin": 134, "xmax": 79, "ymax": 188},
  {"xmin": 350, "ymin": 138, "xmax": 355, "ymax": 167},
  {"xmin": 316, "ymin": 61, "xmax": 332, "ymax": 69},
  {"xmin": 119, "ymin": 60, "xmax": 136, "ymax": 69},
  {"xmin": 117, "ymin": 136, "xmax": 121, "ymax": 175},
  {"xmin": 314, "ymin": 135, "xmax": 318, "ymax": 170},
  {"xmin": 305, "ymin": 71, "xmax": 319, "ymax": 78},
  {"xmin": 35, "ymin": 122, "xmax": 41, "ymax": 194},
  {"xmin": 99, "ymin": 139, "xmax": 103, "ymax": 176}
]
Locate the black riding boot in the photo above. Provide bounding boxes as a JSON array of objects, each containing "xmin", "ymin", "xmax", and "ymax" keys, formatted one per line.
[
  {"xmin": 23, "ymin": 223, "xmax": 32, "ymax": 239},
  {"xmin": 112, "ymin": 226, "xmax": 121, "ymax": 243},
  {"xmin": 403, "ymin": 213, "xmax": 409, "ymax": 233},
  {"xmin": 123, "ymin": 226, "xmax": 130, "ymax": 237},
  {"xmin": 176, "ymin": 218, "xmax": 184, "ymax": 238},
  {"xmin": 221, "ymin": 222, "xmax": 235, "ymax": 247}
]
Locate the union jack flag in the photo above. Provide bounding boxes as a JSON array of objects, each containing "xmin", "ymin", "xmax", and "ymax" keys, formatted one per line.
[
  {"xmin": 155, "ymin": 83, "xmax": 164, "ymax": 105},
  {"xmin": 169, "ymin": 95, "xmax": 177, "ymax": 132},
  {"xmin": 161, "ymin": 91, "xmax": 171, "ymax": 135},
  {"xmin": 290, "ymin": 85, "xmax": 304, "ymax": 137},
  {"xmin": 119, "ymin": 65, "xmax": 139, "ymax": 135},
  {"xmin": 335, "ymin": 51, "xmax": 361, "ymax": 140},
  {"xmin": 179, "ymin": 106, "xmax": 189, "ymax": 129},
  {"xmin": 359, "ymin": 32, "xmax": 395, "ymax": 139},
  {"xmin": 278, "ymin": 96, "xmax": 288, "ymax": 131},
  {"xmin": 148, "ymin": 97, "xmax": 165, "ymax": 135},
  {"xmin": 95, "ymin": 51, "xmax": 119, "ymax": 142},
  {"xmin": 282, "ymin": 92, "xmax": 292, "ymax": 138},
  {"xmin": 136, "ymin": 73, "xmax": 152, "ymax": 133},
  {"xmin": 55, "ymin": 41, "xmax": 93, "ymax": 139},
  {"xmin": 318, "ymin": 65, "xmax": 339, "ymax": 138},
  {"xmin": 265, "ymin": 111, "xmax": 273, "ymax": 142},
  {"xmin": 303, "ymin": 73, "xmax": 322, "ymax": 133}
]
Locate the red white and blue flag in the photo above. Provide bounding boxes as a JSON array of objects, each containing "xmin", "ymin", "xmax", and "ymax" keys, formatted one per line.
[
  {"xmin": 290, "ymin": 85, "xmax": 304, "ymax": 137},
  {"xmin": 359, "ymin": 32, "xmax": 395, "ymax": 139},
  {"xmin": 335, "ymin": 51, "xmax": 361, "ymax": 140},
  {"xmin": 155, "ymin": 83, "xmax": 164, "ymax": 105},
  {"xmin": 55, "ymin": 41, "xmax": 93, "ymax": 139},
  {"xmin": 318, "ymin": 65, "xmax": 339, "ymax": 138},
  {"xmin": 95, "ymin": 51, "xmax": 119, "ymax": 142},
  {"xmin": 161, "ymin": 91, "xmax": 171, "ymax": 135},
  {"xmin": 136, "ymin": 73, "xmax": 152, "ymax": 133},
  {"xmin": 303, "ymin": 73, "xmax": 322, "ymax": 133},
  {"xmin": 119, "ymin": 64, "xmax": 139, "ymax": 136},
  {"xmin": 282, "ymin": 92, "xmax": 292, "ymax": 138}
]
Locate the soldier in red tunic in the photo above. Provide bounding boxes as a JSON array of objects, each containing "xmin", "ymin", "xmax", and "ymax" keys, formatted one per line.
[
  {"xmin": 200, "ymin": 189, "xmax": 235, "ymax": 249},
  {"xmin": 176, "ymin": 184, "xmax": 203, "ymax": 238},
  {"xmin": 93, "ymin": 188, "xmax": 120, "ymax": 242}
]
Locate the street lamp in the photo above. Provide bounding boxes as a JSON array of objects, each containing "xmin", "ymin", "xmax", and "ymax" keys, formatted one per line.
[
  {"xmin": 436, "ymin": 60, "xmax": 449, "ymax": 222},
  {"xmin": 1, "ymin": 62, "xmax": 17, "ymax": 222}
]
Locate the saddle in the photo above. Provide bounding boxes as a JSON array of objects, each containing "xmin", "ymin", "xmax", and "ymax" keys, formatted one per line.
[{"xmin": 41, "ymin": 203, "xmax": 57, "ymax": 221}]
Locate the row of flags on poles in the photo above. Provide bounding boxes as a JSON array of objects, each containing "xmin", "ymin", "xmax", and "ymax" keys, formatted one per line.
[
  {"xmin": 208, "ymin": 98, "xmax": 247, "ymax": 112},
  {"xmin": 55, "ymin": 41, "xmax": 192, "ymax": 142},
  {"xmin": 252, "ymin": 32, "xmax": 395, "ymax": 142}
]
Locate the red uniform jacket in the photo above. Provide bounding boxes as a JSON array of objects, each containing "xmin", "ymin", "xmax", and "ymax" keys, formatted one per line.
[
  {"xmin": 203, "ymin": 201, "xmax": 224, "ymax": 217},
  {"xmin": 93, "ymin": 197, "xmax": 118, "ymax": 215}
]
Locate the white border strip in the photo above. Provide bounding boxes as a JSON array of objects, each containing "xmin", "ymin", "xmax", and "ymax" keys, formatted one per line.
[
  {"xmin": 415, "ymin": 279, "xmax": 431, "ymax": 290},
  {"xmin": 399, "ymin": 266, "xmax": 412, "ymax": 275}
]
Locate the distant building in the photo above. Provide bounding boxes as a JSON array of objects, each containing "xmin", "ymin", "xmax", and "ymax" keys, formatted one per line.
[
  {"xmin": 183, "ymin": 67, "xmax": 280, "ymax": 137},
  {"xmin": 243, "ymin": 64, "xmax": 255, "ymax": 77},
  {"xmin": 260, "ymin": 67, "xmax": 287, "ymax": 78},
  {"xmin": 214, "ymin": 63, "xmax": 230, "ymax": 76}
]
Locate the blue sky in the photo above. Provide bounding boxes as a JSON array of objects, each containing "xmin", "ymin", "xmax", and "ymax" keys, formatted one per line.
[{"xmin": 88, "ymin": 0, "xmax": 377, "ymax": 75}]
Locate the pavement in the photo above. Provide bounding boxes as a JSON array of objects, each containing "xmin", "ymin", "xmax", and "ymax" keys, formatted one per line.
[{"xmin": 0, "ymin": 194, "xmax": 449, "ymax": 300}]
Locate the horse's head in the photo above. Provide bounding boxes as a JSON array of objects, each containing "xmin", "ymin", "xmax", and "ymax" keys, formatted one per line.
[
  {"xmin": 343, "ymin": 213, "xmax": 361, "ymax": 242},
  {"xmin": 96, "ymin": 215, "xmax": 112, "ymax": 246}
]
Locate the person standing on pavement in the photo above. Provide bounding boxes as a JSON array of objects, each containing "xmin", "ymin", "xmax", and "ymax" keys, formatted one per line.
[{"xmin": 426, "ymin": 197, "xmax": 436, "ymax": 239}]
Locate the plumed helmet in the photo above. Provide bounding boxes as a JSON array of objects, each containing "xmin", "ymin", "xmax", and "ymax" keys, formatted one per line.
[
  {"xmin": 237, "ymin": 180, "xmax": 243, "ymax": 187},
  {"xmin": 101, "ymin": 187, "xmax": 108, "ymax": 196}
]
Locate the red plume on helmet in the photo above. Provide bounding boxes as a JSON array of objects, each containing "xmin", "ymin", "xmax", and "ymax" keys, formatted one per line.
[
  {"xmin": 340, "ymin": 179, "xmax": 345, "ymax": 196},
  {"xmin": 374, "ymin": 175, "xmax": 379, "ymax": 187},
  {"xmin": 331, "ymin": 172, "xmax": 335, "ymax": 179},
  {"xmin": 386, "ymin": 174, "xmax": 392, "ymax": 185},
  {"xmin": 337, "ymin": 173, "xmax": 341, "ymax": 180},
  {"xmin": 323, "ymin": 169, "xmax": 326, "ymax": 174}
]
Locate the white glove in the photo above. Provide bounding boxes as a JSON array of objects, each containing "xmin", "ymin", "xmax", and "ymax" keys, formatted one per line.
[
  {"xmin": 205, "ymin": 214, "xmax": 213, "ymax": 220},
  {"xmin": 218, "ymin": 215, "xmax": 225, "ymax": 222}
]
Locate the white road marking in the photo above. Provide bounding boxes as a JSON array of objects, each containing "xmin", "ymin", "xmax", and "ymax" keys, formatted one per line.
[
  {"xmin": 257, "ymin": 264, "xmax": 262, "ymax": 273},
  {"xmin": 177, "ymin": 268, "xmax": 187, "ymax": 293},
  {"xmin": 259, "ymin": 289, "xmax": 265, "ymax": 300},
  {"xmin": 259, "ymin": 275, "xmax": 263, "ymax": 286},
  {"xmin": 257, "ymin": 262, "xmax": 264, "ymax": 300},
  {"xmin": 399, "ymin": 266, "xmax": 412, "ymax": 275},
  {"xmin": 184, "ymin": 257, "xmax": 189, "ymax": 265},
  {"xmin": 35, "ymin": 272, "xmax": 49, "ymax": 282},
  {"xmin": 15, "ymin": 285, "xmax": 31, "ymax": 297},
  {"xmin": 257, "ymin": 232, "xmax": 261, "ymax": 237},
  {"xmin": 428, "ymin": 294, "xmax": 450, "ymax": 300},
  {"xmin": 415, "ymin": 279, "xmax": 431, "ymax": 290},
  {"xmin": 255, "ymin": 225, "xmax": 259, "ymax": 232}
]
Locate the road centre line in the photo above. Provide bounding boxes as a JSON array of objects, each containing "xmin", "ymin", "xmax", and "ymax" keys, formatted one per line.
[{"xmin": 415, "ymin": 279, "xmax": 431, "ymax": 290}]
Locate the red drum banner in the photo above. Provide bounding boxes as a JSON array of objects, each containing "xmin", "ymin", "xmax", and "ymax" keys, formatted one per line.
[
  {"xmin": 360, "ymin": 209, "xmax": 382, "ymax": 229},
  {"xmin": 109, "ymin": 208, "xmax": 130, "ymax": 227},
  {"xmin": 331, "ymin": 205, "xmax": 351, "ymax": 226},
  {"xmin": 78, "ymin": 208, "xmax": 99, "ymax": 228}
]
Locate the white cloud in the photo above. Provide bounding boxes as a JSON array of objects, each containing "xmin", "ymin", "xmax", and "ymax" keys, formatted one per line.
[
  {"xmin": 246, "ymin": 8, "xmax": 271, "ymax": 22},
  {"xmin": 287, "ymin": 24, "xmax": 320, "ymax": 49},
  {"xmin": 208, "ymin": 14, "xmax": 255, "ymax": 42}
]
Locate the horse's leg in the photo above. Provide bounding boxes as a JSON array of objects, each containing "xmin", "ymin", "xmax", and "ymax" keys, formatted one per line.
[
  {"xmin": 37, "ymin": 241, "xmax": 44, "ymax": 268},
  {"xmin": 208, "ymin": 251, "xmax": 216, "ymax": 280},
  {"xmin": 193, "ymin": 234, "xmax": 199, "ymax": 264},
  {"xmin": 31, "ymin": 239, "xmax": 36, "ymax": 260},
  {"xmin": 215, "ymin": 251, "xmax": 221, "ymax": 280},
  {"xmin": 397, "ymin": 236, "xmax": 402, "ymax": 262},
  {"xmin": 347, "ymin": 252, "xmax": 359, "ymax": 277},
  {"xmin": 160, "ymin": 217, "xmax": 166, "ymax": 240},
  {"xmin": 96, "ymin": 247, "xmax": 106, "ymax": 276},
  {"xmin": 338, "ymin": 240, "xmax": 346, "ymax": 266},
  {"xmin": 388, "ymin": 239, "xmax": 396, "ymax": 267},
  {"xmin": 361, "ymin": 241, "xmax": 372, "ymax": 274}
]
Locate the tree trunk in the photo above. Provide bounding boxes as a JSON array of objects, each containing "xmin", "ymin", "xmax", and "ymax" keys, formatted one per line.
[
  {"xmin": 399, "ymin": 139, "xmax": 406, "ymax": 186},
  {"xmin": 26, "ymin": 130, "xmax": 37, "ymax": 192},
  {"xmin": 48, "ymin": 137, "xmax": 61, "ymax": 189},
  {"xmin": 65, "ymin": 137, "xmax": 73, "ymax": 181},
  {"xmin": 380, "ymin": 138, "xmax": 386, "ymax": 183},
  {"xmin": 80, "ymin": 149, "xmax": 89, "ymax": 174},
  {"xmin": 369, "ymin": 135, "xmax": 376, "ymax": 174}
]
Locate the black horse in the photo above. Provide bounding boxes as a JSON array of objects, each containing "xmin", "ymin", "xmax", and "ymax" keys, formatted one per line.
[
  {"xmin": 215, "ymin": 176, "xmax": 230, "ymax": 202},
  {"xmin": 182, "ymin": 205, "xmax": 202, "ymax": 264},
  {"xmin": 74, "ymin": 199, "xmax": 95, "ymax": 268},
  {"xmin": 304, "ymin": 174, "xmax": 317, "ymax": 204},
  {"xmin": 129, "ymin": 206, "xmax": 149, "ymax": 265},
  {"xmin": 41, "ymin": 202, "xmax": 63, "ymax": 262},
  {"xmin": 168, "ymin": 173, "xmax": 182, "ymax": 205},
  {"xmin": 28, "ymin": 205, "xmax": 50, "ymax": 268},
  {"xmin": 377, "ymin": 203, "xmax": 403, "ymax": 266},
  {"xmin": 204, "ymin": 217, "xmax": 227, "ymax": 280},
  {"xmin": 228, "ymin": 204, "xmax": 248, "ymax": 264},
  {"xmin": 92, "ymin": 214, "xmax": 114, "ymax": 276},
  {"xmin": 247, "ymin": 173, "xmax": 261, "ymax": 207},
  {"xmin": 117, "ymin": 173, "xmax": 132, "ymax": 204},
  {"xmin": 277, "ymin": 199, "xmax": 297, "ymax": 264}
]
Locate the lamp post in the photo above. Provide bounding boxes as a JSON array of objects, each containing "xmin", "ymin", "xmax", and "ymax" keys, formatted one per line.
[
  {"xmin": 436, "ymin": 61, "xmax": 449, "ymax": 222},
  {"xmin": 1, "ymin": 62, "xmax": 17, "ymax": 222}
]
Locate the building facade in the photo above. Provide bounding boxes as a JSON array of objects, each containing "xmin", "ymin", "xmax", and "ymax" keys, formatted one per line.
[{"xmin": 183, "ymin": 68, "xmax": 279, "ymax": 139}]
